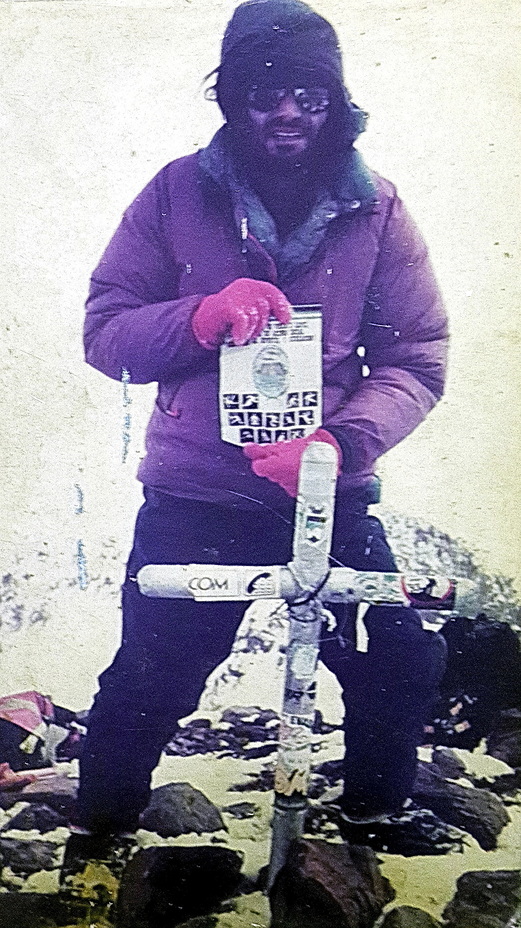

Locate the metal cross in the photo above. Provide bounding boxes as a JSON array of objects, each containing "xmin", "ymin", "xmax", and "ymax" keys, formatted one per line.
[{"xmin": 137, "ymin": 442, "xmax": 475, "ymax": 890}]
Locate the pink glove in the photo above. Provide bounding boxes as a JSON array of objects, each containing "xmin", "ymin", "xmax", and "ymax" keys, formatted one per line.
[
  {"xmin": 243, "ymin": 429, "xmax": 343, "ymax": 498},
  {"xmin": 192, "ymin": 278, "xmax": 291, "ymax": 350}
]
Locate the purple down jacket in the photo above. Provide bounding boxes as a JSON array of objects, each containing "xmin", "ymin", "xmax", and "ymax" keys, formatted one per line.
[{"xmin": 84, "ymin": 149, "xmax": 448, "ymax": 510}]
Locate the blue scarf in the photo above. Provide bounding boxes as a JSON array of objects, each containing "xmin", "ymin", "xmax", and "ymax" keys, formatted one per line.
[{"xmin": 199, "ymin": 123, "xmax": 377, "ymax": 283}]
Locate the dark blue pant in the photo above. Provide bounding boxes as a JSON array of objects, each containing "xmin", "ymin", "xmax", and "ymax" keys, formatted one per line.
[{"xmin": 76, "ymin": 490, "xmax": 446, "ymax": 831}]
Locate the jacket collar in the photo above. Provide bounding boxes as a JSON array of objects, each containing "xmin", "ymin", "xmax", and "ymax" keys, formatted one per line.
[{"xmin": 198, "ymin": 124, "xmax": 377, "ymax": 282}]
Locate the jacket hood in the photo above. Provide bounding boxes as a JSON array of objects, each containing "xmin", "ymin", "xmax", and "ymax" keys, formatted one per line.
[{"xmin": 215, "ymin": 0, "xmax": 367, "ymax": 147}]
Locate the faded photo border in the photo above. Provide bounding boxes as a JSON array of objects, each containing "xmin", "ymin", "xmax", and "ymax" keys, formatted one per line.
[{"xmin": 1, "ymin": 0, "xmax": 520, "ymax": 922}]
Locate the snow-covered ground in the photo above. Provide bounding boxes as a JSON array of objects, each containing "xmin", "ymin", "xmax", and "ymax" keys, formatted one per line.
[
  {"xmin": 0, "ymin": 738, "xmax": 519, "ymax": 926},
  {"xmin": 151, "ymin": 743, "xmax": 521, "ymax": 922}
]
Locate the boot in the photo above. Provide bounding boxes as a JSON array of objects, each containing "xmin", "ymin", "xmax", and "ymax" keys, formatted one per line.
[{"xmin": 60, "ymin": 828, "xmax": 137, "ymax": 916}]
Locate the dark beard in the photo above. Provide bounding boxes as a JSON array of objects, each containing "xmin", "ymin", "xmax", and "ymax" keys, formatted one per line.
[
  {"xmin": 229, "ymin": 122, "xmax": 334, "ymax": 238},
  {"xmin": 230, "ymin": 116, "xmax": 331, "ymax": 173}
]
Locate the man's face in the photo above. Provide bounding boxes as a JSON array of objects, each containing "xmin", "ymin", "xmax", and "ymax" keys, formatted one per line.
[{"xmin": 244, "ymin": 84, "xmax": 330, "ymax": 164}]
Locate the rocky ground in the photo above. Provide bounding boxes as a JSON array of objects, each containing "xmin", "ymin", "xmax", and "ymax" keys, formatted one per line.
[
  {"xmin": 0, "ymin": 703, "xmax": 519, "ymax": 927},
  {"xmin": 1, "ymin": 511, "xmax": 520, "ymax": 926}
]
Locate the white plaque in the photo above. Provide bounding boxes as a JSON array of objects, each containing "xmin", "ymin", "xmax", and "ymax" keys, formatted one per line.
[{"xmin": 219, "ymin": 308, "xmax": 322, "ymax": 446}]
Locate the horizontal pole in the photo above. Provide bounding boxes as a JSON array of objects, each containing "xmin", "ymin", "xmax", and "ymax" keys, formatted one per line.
[{"xmin": 136, "ymin": 564, "xmax": 476, "ymax": 613}]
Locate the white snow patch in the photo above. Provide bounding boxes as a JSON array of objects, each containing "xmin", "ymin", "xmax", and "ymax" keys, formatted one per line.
[{"xmin": 451, "ymin": 745, "xmax": 515, "ymax": 780}]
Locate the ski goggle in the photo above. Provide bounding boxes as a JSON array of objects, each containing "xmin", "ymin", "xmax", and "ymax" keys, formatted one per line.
[{"xmin": 246, "ymin": 85, "xmax": 331, "ymax": 114}]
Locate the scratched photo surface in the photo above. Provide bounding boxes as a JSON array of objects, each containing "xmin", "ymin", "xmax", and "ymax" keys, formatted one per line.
[{"xmin": 1, "ymin": 0, "xmax": 520, "ymax": 925}]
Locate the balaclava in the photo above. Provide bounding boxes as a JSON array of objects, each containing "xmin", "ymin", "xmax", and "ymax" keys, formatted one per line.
[{"xmin": 215, "ymin": 0, "xmax": 366, "ymax": 147}]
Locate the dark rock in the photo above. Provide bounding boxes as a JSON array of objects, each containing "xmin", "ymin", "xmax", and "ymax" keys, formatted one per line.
[
  {"xmin": 221, "ymin": 801, "xmax": 258, "ymax": 819},
  {"xmin": 256, "ymin": 709, "xmax": 279, "ymax": 725},
  {"xmin": 0, "ymin": 790, "xmax": 21, "ymax": 810},
  {"xmin": 180, "ymin": 730, "xmax": 211, "ymax": 744},
  {"xmin": 140, "ymin": 782, "xmax": 225, "ymax": 837},
  {"xmin": 313, "ymin": 758, "xmax": 344, "ymax": 785},
  {"xmin": 229, "ymin": 766, "xmax": 274, "ymax": 792},
  {"xmin": 165, "ymin": 709, "xmax": 281, "ymax": 759},
  {"xmin": 221, "ymin": 706, "xmax": 264, "ymax": 725},
  {"xmin": 173, "ymin": 918, "xmax": 218, "ymax": 928},
  {"xmin": 381, "ymin": 906, "xmax": 441, "ymax": 927},
  {"xmin": 170, "ymin": 740, "xmax": 216, "ymax": 758},
  {"xmin": 1, "ymin": 802, "xmax": 67, "ymax": 833},
  {"xmin": 166, "ymin": 727, "xmax": 225, "ymax": 758},
  {"xmin": 304, "ymin": 803, "xmax": 338, "ymax": 836},
  {"xmin": 443, "ymin": 869, "xmax": 521, "ymax": 928},
  {"xmin": 336, "ymin": 805, "xmax": 466, "ymax": 856},
  {"xmin": 430, "ymin": 748, "xmax": 468, "ymax": 782},
  {"xmin": 473, "ymin": 769, "xmax": 521, "ymax": 798},
  {"xmin": 233, "ymin": 722, "xmax": 277, "ymax": 742},
  {"xmin": 312, "ymin": 709, "xmax": 340, "ymax": 734},
  {"xmin": 269, "ymin": 838, "xmax": 394, "ymax": 928},
  {"xmin": 487, "ymin": 710, "xmax": 521, "ymax": 768},
  {"xmin": 433, "ymin": 615, "xmax": 521, "ymax": 751},
  {"xmin": 412, "ymin": 761, "xmax": 510, "ymax": 850},
  {"xmin": 242, "ymin": 743, "xmax": 277, "ymax": 760},
  {"xmin": 116, "ymin": 845, "xmax": 243, "ymax": 928},
  {"xmin": 186, "ymin": 718, "xmax": 212, "ymax": 729},
  {"xmin": 0, "ymin": 893, "xmax": 78, "ymax": 927},
  {"xmin": 0, "ymin": 837, "xmax": 60, "ymax": 872},
  {"xmin": 308, "ymin": 774, "xmax": 330, "ymax": 799}
]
